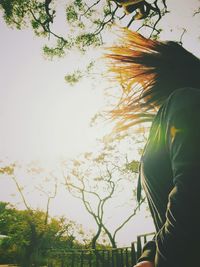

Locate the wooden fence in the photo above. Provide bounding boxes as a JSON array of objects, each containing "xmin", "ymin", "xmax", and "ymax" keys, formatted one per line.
[
  {"xmin": 43, "ymin": 232, "xmax": 155, "ymax": 267},
  {"xmin": 45, "ymin": 246, "xmax": 134, "ymax": 267},
  {"xmin": 136, "ymin": 232, "xmax": 155, "ymax": 260}
]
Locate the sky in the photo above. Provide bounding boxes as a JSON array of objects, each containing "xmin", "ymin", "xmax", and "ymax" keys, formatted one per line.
[
  {"xmin": 0, "ymin": 0, "xmax": 200, "ymax": 246},
  {"xmin": 0, "ymin": 27, "xmax": 106, "ymax": 164}
]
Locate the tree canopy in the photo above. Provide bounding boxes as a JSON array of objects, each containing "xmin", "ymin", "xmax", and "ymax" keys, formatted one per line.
[
  {"xmin": 0, "ymin": 0, "xmax": 168, "ymax": 58},
  {"xmin": 0, "ymin": 201, "xmax": 82, "ymax": 266}
]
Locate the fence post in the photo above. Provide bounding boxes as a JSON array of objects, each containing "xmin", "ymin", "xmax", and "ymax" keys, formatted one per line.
[
  {"xmin": 131, "ymin": 242, "xmax": 136, "ymax": 266},
  {"xmin": 116, "ymin": 249, "xmax": 120, "ymax": 267},
  {"xmin": 107, "ymin": 250, "xmax": 111, "ymax": 267},
  {"xmin": 111, "ymin": 249, "xmax": 115, "ymax": 267},
  {"xmin": 125, "ymin": 248, "xmax": 129, "ymax": 267},
  {"xmin": 61, "ymin": 258, "xmax": 64, "ymax": 267},
  {"xmin": 120, "ymin": 248, "xmax": 124, "ymax": 267},
  {"xmin": 71, "ymin": 251, "xmax": 75, "ymax": 267},
  {"xmin": 80, "ymin": 251, "xmax": 84, "ymax": 267},
  {"xmin": 96, "ymin": 250, "xmax": 100, "ymax": 267},
  {"xmin": 144, "ymin": 235, "xmax": 147, "ymax": 244},
  {"xmin": 102, "ymin": 250, "xmax": 105, "ymax": 267},
  {"xmin": 137, "ymin": 236, "xmax": 142, "ymax": 261},
  {"xmin": 88, "ymin": 250, "xmax": 92, "ymax": 267}
]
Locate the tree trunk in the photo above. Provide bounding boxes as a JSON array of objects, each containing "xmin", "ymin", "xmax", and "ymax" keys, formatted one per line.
[{"xmin": 91, "ymin": 225, "xmax": 102, "ymax": 249}]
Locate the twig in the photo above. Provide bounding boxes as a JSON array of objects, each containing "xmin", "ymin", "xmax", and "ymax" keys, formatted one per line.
[
  {"xmin": 179, "ymin": 28, "xmax": 186, "ymax": 46},
  {"xmin": 162, "ymin": 0, "xmax": 167, "ymax": 9},
  {"xmin": 12, "ymin": 175, "xmax": 30, "ymax": 210},
  {"xmin": 94, "ymin": 6, "xmax": 118, "ymax": 35},
  {"xmin": 79, "ymin": 0, "xmax": 101, "ymax": 18},
  {"xmin": 127, "ymin": 16, "xmax": 135, "ymax": 28},
  {"xmin": 193, "ymin": 7, "xmax": 200, "ymax": 16},
  {"xmin": 113, "ymin": 197, "xmax": 146, "ymax": 238},
  {"xmin": 149, "ymin": 1, "xmax": 162, "ymax": 37}
]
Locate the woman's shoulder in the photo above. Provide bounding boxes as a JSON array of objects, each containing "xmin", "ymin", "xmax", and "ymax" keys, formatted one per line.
[
  {"xmin": 152, "ymin": 87, "xmax": 200, "ymax": 132},
  {"xmin": 168, "ymin": 87, "xmax": 200, "ymax": 102},
  {"xmin": 164, "ymin": 87, "xmax": 200, "ymax": 111}
]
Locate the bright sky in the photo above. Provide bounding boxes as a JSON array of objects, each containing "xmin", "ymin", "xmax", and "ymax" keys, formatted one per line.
[
  {"xmin": 0, "ymin": 0, "xmax": 200, "ymax": 246},
  {"xmin": 0, "ymin": 27, "xmax": 106, "ymax": 163}
]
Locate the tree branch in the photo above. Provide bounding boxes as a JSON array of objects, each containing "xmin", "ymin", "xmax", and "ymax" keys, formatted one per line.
[
  {"xmin": 79, "ymin": 0, "xmax": 101, "ymax": 18},
  {"xmin": 179, "ymin": 28, "xmax": 186, "ymax": 46},
  {"xmin": 113, "ymin": 197, "xmax": 145, "ymax": 239},
  {"xmin": 11, "ymin": 175, "xmax": 30, "ymax": 211}
]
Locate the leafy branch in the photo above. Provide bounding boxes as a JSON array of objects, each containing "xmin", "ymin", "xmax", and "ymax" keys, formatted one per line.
[{"xmin": 0, "ymin": 0, "xmax": 169, "ymax": 57}]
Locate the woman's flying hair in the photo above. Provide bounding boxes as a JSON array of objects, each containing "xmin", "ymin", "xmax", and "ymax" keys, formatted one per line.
[{"xmin": 105, "ymin": 28, "xmax": 200, "ymax": 130}]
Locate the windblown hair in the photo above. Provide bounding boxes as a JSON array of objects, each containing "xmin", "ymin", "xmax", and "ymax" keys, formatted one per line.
[{"xmin": 106, "ymin": 29, "xmax": 200, "ymax": 130}]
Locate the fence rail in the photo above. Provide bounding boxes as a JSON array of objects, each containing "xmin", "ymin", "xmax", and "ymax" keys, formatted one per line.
[
  {"xmin": 43, "ymin": 233, "xmax": 155, "ymax": 267},
  {"xmin": 45, "ymin": 247, "xmax": 134, "ymax": 267}
]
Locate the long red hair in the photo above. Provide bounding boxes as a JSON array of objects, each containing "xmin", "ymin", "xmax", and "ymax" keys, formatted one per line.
[{"xmin": 105, "ymin": 28, "xmax": 200, "ymax": 130}]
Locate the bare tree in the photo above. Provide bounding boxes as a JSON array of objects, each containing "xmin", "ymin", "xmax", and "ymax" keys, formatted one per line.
[{"xmin": 62, "ymin": 135, "xmax": 145, "ymax": 248}]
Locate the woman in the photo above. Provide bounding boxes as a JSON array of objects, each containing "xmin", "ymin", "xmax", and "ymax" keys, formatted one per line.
[{"xmin": 106, "ymin": 29, "xmax": 200, "ymax": 267}]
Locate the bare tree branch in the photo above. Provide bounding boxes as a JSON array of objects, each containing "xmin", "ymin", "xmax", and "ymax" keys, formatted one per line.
[
  {"xmin": 179, "ymin": 28, "xmax": 187, "ymax": 46},
  {"xmin": 62, "ymin": 145, "xmax": 140, "ymax": 248},
  {"xmin": 113, "ymin": 197, "xmax": 145, "ymax": 240},
  {"xmin": 11, "ymin": 175, "xmax": 30, "ymax": 210},
  {"xmin": 94, "ymin": 6, "xmax": 119, "ymax": 36},
  {"xmin": 193, "ymin": 7, "xmax": 200, "ymax": 16},
  {"xmin": 79, "ymin": 0, "xmax": 101, "ymax": 18}
]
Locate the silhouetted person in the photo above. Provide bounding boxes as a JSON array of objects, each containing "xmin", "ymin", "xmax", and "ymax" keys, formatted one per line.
[{"xmin": 106, "ymin": 29, "xmax": 200, "ymax": 267}]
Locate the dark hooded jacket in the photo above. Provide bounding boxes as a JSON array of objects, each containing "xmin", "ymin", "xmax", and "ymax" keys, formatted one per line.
[{"xmin": 138, "ymin": 87, "xmax": 200, "ymax": 267}]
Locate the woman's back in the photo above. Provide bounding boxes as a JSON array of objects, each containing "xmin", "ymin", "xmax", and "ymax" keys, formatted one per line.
[{"xmin": 140, "ymin": 87, "xmax": 200, "ymax": 266}]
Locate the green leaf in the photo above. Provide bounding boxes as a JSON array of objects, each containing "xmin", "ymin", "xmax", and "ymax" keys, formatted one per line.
[
  {"xmin": 66, "ymin": 5, "xmax": 78, "ymax": 23},
  {"xmin": 126, "ymin": 160, "xmax": 139, "ymax": 173},
  {"xmin": 64, "ymin": 71, "xmax": 82, "ymax": 85}
]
